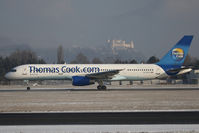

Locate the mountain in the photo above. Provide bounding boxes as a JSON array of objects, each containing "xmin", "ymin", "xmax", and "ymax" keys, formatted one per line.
[{"xmin": 0, "ymin": 37, "xmax": 31, "ymax": 57}]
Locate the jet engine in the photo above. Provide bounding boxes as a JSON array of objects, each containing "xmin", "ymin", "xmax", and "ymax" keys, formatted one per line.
[{"xmin": 72, "ymin": 76, "xmax": 94, "ymax": 86}]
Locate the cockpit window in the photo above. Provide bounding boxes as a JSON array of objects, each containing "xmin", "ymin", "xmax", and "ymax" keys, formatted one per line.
[{"xmin": 11, "ymin": 69, "xmax": 17, "ymax": 72}]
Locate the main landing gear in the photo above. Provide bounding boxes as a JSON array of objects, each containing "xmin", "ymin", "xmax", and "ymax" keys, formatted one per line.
[
  {"xmin": 97, "ymin": 85, "xmax": 107, "ymax": 90},
  {"xmin": 96, "ymin": 80, "xmax": 107, "ymax": 90}
]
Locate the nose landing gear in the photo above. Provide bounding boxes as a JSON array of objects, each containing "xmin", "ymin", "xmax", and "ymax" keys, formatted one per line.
[
  {"xmin": 27, "ymin": 86, "xmax": 30, "ymax": 91},
  {"xmin": 24, "ymin": 80, "xmax": 30, "ymax": 91}
]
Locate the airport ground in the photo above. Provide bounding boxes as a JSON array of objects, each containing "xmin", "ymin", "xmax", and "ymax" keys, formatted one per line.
[
  {"xmin": 0, "ymin": 82, "xmax": 199, "ymax": 112},
  {"xmin": 1, "ymin": 83, "xmax": 199, "ymax": 133}
]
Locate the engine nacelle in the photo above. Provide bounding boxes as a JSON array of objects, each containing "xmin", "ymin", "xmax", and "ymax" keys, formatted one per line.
[{"xmin": 72, "ymin": 76, "xmax": 94, "ymax": 86}]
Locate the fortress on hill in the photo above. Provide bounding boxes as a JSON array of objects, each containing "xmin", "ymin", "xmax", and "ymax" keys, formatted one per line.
[{"xmin": 106, "ymin": 39, "xmax": 134, "ymax": 54}]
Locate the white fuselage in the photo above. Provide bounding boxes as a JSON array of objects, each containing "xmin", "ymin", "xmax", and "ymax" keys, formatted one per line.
[{"xmin": 5, "ymin": 64, "xmax": 168, "ymax": 81}]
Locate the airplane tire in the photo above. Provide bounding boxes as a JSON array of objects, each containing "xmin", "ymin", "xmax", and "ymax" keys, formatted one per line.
[
  {"xmin": 97, "ymin": 85, "xmax": 106, "ymax": 90},
  {"xmin": 97, "ymin": 85, "xmax": 102, "ymax": 90},
  {"xmin": 27, "ymin": 87, "xmax": 30, "ymax": 91},
  {"xmin": 101, "ymin": 85, "xmax": 107, "ymax": 90}
]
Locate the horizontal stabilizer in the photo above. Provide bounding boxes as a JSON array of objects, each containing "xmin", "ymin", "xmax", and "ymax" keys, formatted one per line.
[{"xmin": 166, "ymin": 67, "xmax": 192, "ymax": 75}]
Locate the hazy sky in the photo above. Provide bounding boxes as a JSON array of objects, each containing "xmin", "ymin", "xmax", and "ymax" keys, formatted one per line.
[{"xmin": 0, "ymin": 0, "xmax": 199, "ymax": 58}]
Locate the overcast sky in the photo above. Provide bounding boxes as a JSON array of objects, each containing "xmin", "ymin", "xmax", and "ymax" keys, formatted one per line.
[{"xmin": 0, "ymin": 0, "xmax": 199, "ymax": 58}]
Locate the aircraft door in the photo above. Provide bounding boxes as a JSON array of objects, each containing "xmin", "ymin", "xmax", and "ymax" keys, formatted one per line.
[
  {"xmin": 58, "ymin": 67, "xmax": 64, "ymax": 76},
  {"xmin": 22, "ymin": 68, "xmax": 27, "ymax": 75},
  {"xmin": 155, "ymin": 67, "xmax": 161, "ymax": 76}
]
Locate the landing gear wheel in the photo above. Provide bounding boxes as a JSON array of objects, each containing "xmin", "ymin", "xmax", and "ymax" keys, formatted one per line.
[
  {"xmin": 27, "ymin": 87, "xmax": 30, "ymax": 91},
  {"xmin": 97, "ymin": 85, "xmax": 107, "ymax": 90},
  {"xmin": 101, "ymin": 85, "xmax": 107, "ymax": 90},
  {"xmin": 97, "ymin": 85, "xmax": 102, "ymax": 90}
]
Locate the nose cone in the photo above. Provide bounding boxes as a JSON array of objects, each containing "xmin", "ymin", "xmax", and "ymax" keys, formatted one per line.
[{"xmin": 4, "ymin": 72, "xmax": 12, "ymax": 80}]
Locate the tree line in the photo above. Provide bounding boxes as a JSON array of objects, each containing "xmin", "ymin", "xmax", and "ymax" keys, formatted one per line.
[{"xmin": 69, "ymin": 54, "xmax": 160, "ymax": 64}]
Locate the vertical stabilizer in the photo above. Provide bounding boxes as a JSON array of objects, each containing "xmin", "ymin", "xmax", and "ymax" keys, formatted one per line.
[{"xmin": 156, "ymin": 35, "xmax": 193, "ymax": 75}]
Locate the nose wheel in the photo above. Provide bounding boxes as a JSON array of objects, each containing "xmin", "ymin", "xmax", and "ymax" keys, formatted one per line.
[
  {"xmin": 27, "ymin": 86, "xmax": 30, "ymax": 91},
  {"xmin": 24, "ymin": 80, "xmax": 30, "ymax": 91}
]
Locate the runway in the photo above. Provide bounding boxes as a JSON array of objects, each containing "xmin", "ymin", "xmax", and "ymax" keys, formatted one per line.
[
  {"xmin": 0, "ymin": 87, "xmax": 199, "ymax": 112},
  {"xmin": 0, "ymin": 87, "xmax": 199, "ymax": 92},
  {"xmin": 1, "ymin": 111, "xmax": 199, "ymax": 125}
]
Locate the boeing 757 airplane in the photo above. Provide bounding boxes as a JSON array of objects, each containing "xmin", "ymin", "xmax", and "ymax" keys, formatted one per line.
[{"xmin": 5, "ymin": 36, "xmax": 193, "ymax": 90}]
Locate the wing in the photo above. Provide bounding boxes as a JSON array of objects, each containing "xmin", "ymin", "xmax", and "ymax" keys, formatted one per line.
[{"xmin": 85, "ymin": 69, "xmax": 123, "ymax": 80}]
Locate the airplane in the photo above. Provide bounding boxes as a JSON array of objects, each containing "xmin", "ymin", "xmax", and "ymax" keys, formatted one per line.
[{"xmin": 5, "ymin": 35, "xmax": 193, "ymax": 90}]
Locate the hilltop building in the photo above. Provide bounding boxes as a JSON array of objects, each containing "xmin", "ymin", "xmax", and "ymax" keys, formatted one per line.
[
  {"xmin": 106, "ymin": 40, "xmax": 134, "ymax": 54},
  {"xmin": 107, "ymin": 40, "xmax": 134, "ymax": 49}
]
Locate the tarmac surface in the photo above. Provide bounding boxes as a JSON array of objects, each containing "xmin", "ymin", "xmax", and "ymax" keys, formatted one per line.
[{"xmin": 0, "ymin": 85, "xmax": 199, "ymax": 112}]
